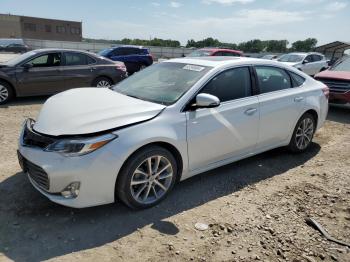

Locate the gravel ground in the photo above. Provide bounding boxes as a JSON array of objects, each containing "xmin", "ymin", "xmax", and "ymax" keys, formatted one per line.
[{"xmin": 0, "ymin": 98, "xmax": 349, "ymax": 262}]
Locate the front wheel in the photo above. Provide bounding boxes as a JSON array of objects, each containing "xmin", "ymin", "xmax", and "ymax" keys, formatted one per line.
[
  {"xmin": 116, "ymin": 146, "xmax": 178, "ymax": 209},
  {"xmin": 0, "ymin": 81, "xmax": 14, "ymax": 105},
  {"xmin": 288, "ymin": 113, "xmax": 316, "ymax": 153},
  {"xmin": 92, "ymin": 77, "xmax": 113, "ymax": 88}
]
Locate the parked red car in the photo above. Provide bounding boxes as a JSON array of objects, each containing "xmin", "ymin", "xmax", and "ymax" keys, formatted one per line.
[
  {"xmin": 187, "ymin": 48, "xmax": 243, "ymax": 57},
  {"xmin": 315, "ymin": 55, "xmax": 350, "ymax": 104}
]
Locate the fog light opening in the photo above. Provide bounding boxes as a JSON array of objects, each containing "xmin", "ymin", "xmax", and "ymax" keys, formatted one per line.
[{"xmin": 61, "ymin": 182, "xmax": 80, "ymax": 199}]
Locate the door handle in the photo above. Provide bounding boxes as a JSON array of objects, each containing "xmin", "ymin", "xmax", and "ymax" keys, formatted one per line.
[
  {"xmin": 90, "ymin": 67, "xmax": 97, "ymax": 71},
  {"xmin": 244, "ymin": 108, "xmax": 257, "ymax": 115},
  {"xmin": 294, "ymin": 97, "xmax": 304, "ymax": 102}
]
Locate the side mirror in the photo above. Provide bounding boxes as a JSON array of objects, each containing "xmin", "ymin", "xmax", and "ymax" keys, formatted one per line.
[
  {"xmin": 302, "ymin": 59, "xmax": 309, "ymax": 64},
  {"xmin": 22, "ymin": 63, "xmax": 33, "ymax": 71},
  {"xmin": 195, "ymin": 93, "xmax": 220, "ymax": 108}
]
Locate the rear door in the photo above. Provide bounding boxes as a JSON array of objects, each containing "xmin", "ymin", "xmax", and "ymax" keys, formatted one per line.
[
  {"xmin": 15, "ymin": 52, "xmax": 64, "ymax": 96},
  {"xmin": 254, "ymin": 66, "xmax": 306, "ymax": 150},
  {"xmin": 60, "ymin": 52, "xmax": 96, "ymax": 90},
  {"xmin": 186, "ymin": 66, "xmax": 259, "ymax": 171}
]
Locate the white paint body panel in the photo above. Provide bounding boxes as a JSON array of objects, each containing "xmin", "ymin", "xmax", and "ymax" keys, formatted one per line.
[
  {"xmin": 18, "ymin": 57, "xmax": 328, "ymax": 208},
  {"xmin": 34, "ymin": 88, "xmax": 165, "ymax": 136}
]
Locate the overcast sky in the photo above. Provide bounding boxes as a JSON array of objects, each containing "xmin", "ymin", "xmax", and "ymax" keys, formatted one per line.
[{"xmin": 1, "ymin": 0, "xmax": 349, "ymax": 46}]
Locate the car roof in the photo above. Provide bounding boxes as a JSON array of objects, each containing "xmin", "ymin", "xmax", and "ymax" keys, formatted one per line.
[
  {"xmin": 200, "ymin": 48, "xmax": 242, "ymax": 53},
  {"xmin": 31, "ymin": 48, "xmax": 98, "ymax": 56},
  {"xmin": 286, "ymin": 52, "xmax": 324, "ymax": 56},
  {"xmin": 166, "ymin": 56, "xmax": 283, "ymax": 68}
]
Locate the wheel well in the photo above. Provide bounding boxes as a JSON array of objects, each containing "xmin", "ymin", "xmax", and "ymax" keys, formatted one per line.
[
  {"xmin": 304, "ymin": 109, "xmax": 318, "ymax": 127},
  {"xmin": 119, "ymin": 142, "xmax": 184, "ymax": 182},
  {"xmin": 0, "ymin": 78, "xmax": 16, "ymax": 97},
  {"xmin": 93, "ymin": 75, "xmax": 114, "ymax": 85}
]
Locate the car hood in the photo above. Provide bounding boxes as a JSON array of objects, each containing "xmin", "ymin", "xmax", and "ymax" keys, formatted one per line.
[
  {"xmin": 315, "ymin": 70, "xmax": 350, "ymax": 81},
  {"xmin": 33, "ymin": 88, "xmax": 166, "ymax": 136}
]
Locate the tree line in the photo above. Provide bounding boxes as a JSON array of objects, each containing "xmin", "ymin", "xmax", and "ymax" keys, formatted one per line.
[{"xmin": 83, "ymin": 37, "xmax": 318, "ymax": 53}]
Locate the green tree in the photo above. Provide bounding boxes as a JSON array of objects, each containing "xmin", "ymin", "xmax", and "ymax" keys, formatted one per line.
[{"xmin": 291, "ymin": 38, "xmax": 317, "ymax": 52}]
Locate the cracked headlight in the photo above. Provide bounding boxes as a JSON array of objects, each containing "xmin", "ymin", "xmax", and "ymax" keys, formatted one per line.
[{"xmin": 45, "ymin": 133, "xmax": 117, "ymax": 156}]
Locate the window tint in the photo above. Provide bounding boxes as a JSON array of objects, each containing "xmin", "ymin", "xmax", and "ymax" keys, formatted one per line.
[
  {"xmin": 200, "ymin": 67, "xmax": 251, "ymax": 102},
  {"xmin": 26, "ymin": 53, "xmax": 61, "ymax": 67},
  {"xmin": 304, "ymin": 55, "xmax": 314, "ymax": 63},
  {"xmin": 65, "ymin": 52, "xmax": 89, "ymax": 66},
  {"xmin": 223, "ymin": 52, "xmax": 240, "ymax": 57},
  {"xmin": 289, "ymin": 72, "xmax": 305, "ymax": 87},
  {"xmin": 312, "ymin": 54, "xmax": 322, "ymax": 62},
  {"xmin": 213, "ymin": 51, "xmax": 223, "ymax": 56},
  {"xmin": 86, "ymin": 55, "xmax": 96, "ymax": 65},
  {"xmin": 255, "ymin": 66, "xmax": 292, "ymax": 93}
]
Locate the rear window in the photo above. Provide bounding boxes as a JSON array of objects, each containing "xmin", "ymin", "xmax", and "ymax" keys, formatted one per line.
[
  {"xmin": 98, "ymin": 49, "xmax": 112, "ymax": 56},
  {"xmin": 289, "ymin": 71, "xmax": 305, "ymax": 87}
]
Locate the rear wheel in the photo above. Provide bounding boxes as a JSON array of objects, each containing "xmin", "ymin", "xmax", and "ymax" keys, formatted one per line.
[
  {"xmin": 288, "ymin": 113, "xmax": 316, "ymax": 153},
  {"xmin": 116, "ymin": 146, "xmax": 177, "ymax": 209},
  {"xmin": 0, "ymin": 81, "xmax": 14, "ymax": 105},
  {"xmin": 92, "ymin": 77, "xmax": 113, "ymax": 88}
]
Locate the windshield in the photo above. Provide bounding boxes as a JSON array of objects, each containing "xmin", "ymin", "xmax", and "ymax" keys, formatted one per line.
[
  {"xmin": 331, "ymin": 56, "xmax": 350, "ymax": 71},
  {"xmin": 113, "ymin": 62, "xmax": 211, "ymax": 105},
  {"xmin": 187, "ymin": 50, "xmax": 212, "ymax": 57},
  {"xmin": 3, "ymin": 51, "xmax": 37, "ymax": 66},
  {"xmin": 277, "ymin": 54, "xmax": 305, "ymax": 63},
  {"xmin": 98, "ymin": 49, "xmax": 112, "ymax": 56}
]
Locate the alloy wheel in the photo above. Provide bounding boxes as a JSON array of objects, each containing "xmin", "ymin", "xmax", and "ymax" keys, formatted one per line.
[
  {"xmin": 295, "ymin": 117, "xmax": 314, "ymax": 150},
  {"xmin": 96, "ymin": 80, "xmax": 111, "ymax": 88},
  {"xmin": 130, "ymin": 155, "xmax": 173, "ymax": 204},
  {"xmin": 0, "ymin": 85, "xmax": 9, "ymax": 102}
]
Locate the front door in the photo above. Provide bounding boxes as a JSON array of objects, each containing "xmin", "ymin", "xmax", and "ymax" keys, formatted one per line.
[
  {"xmin": 186, "ymin": 66, "xmax": 259, "ymax": 171},
  {"xmin": 15, "ymin": 52, "xmax": 64, "ymax": 96}
]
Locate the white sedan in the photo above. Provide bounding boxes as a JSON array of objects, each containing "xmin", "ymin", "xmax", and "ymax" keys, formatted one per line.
[{"xmin": 18, "ymin": 57, "xmax": 329, "ymax": 209}]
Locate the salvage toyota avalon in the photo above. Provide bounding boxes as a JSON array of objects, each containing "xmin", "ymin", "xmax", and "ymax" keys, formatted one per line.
[{"xmin": 18, "ymin": 57, "xmax": 329, "ymax": 209}]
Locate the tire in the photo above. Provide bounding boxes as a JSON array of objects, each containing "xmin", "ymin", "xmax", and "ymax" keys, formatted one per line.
[
  {"xmin": 92, "ymin": 77, "xmax": 113, "ymax": 88},
  {"xmin": 139, "ymin": 64, "xmax": 147, "ymax": 71},
  {"xmin": 116, "ymin": 146, "xmax": 178, "ymax": 209},
  {"xmin": 0, "ymin": 81, "xmax": 14, "ymax": 105},
  {"xmin": 288, "ymin": 113, "xmax": 316, "ymax": 153}
]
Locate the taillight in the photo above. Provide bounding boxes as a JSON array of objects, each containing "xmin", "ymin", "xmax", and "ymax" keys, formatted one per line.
[
  {"xmin": 115, "ymin": 63, "xmax": 127, "ymax": 72},
  {"xmin": 322, "ymin": 86, "xmax": 329, "ymax": 99}
]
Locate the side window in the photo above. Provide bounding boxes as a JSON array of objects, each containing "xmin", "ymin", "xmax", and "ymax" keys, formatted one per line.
[
  {"xmin": 255, "ymin": 66, "xmax": 292, "ymax": 94},
  {"xmin": 86, "ymin": 55, "xmax": 96, "ymax": 65},
  {"xmin": 200, "ymin": 67, "xmax": 252, "ymax": 102},
  {"xmin": 213, "ymin": 51, "xmax": 223, "ymax": 56},
  {"xmin": 64, "ymin": 52, "xmax": 88, "ymax": 66},
  {"xmin": 111, "ymin": 49, "xmax": 122, "ymax": 56},
  {"xmin": 289, "ymin": 71, "xmax": 305, "ymax": 87},
  {"xmin": 312, "ymin": 55, "xmax": 322, "ymax": 62},
  {"xmin": 304, "ymin": 55, "xmax": 314, "ymax": 63},
  {"xmin": 26, "ymin": 53, "xmax": 61, "ymax": 67},
  {"xmin": 223, "ymin": 52, "xmax": 240, "ymax": 57}
]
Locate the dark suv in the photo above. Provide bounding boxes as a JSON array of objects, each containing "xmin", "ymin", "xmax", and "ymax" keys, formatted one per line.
[{"xmin": 98, "ymin": 46, "xmax": 153, "ymax": 74}]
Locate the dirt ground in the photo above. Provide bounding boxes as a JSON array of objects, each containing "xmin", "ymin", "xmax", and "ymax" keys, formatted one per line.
[{"xmin": 0, "ymin": 97, "xmax": 349, "ymax": 262}]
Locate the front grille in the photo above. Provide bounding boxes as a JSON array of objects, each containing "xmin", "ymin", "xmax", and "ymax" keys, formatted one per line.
[
  {"xmin": 22, "ymin": 119, "xmax": 57, "ymax": 149},
  {"xmin": 18, "ymin": 152, "xmax": 49, "ymax": 191},
  {"xmin": 317, "ymin": 78, "xmax": 350, "ymax": 94}
]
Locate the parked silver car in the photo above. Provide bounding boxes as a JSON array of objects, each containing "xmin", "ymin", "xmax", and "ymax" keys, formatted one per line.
[
  {"xmin": 18, "ymin": 57, "xmax": 329, "ymax": 209},
  {"xmin": 277, "ymin": 52, "xmax": 328, "ymax": 76}
]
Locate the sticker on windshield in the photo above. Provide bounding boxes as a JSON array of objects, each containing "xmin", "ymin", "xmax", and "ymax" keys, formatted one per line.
[{"xmin": 183, "ymin": 65, "xmax": 205, "ymax": 72}]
